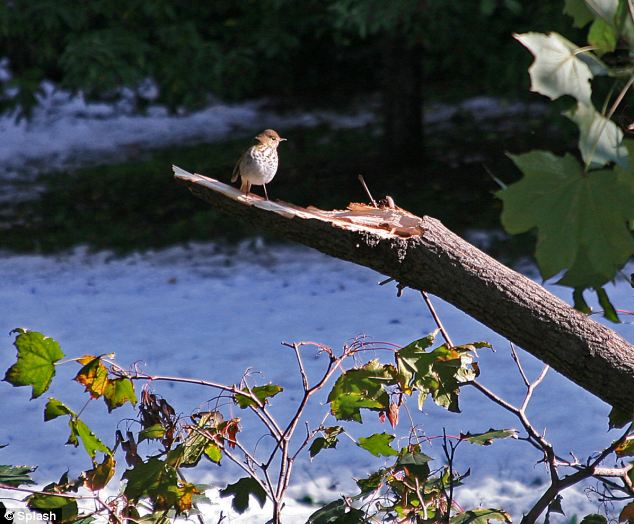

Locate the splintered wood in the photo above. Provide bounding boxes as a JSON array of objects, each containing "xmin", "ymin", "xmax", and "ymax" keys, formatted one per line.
[
  {"xmin": 306, "ymin": 203, "xmax": 424, "ymax": 237},
  {"xmin": 172, "ymin": 165, "xmax": 424, "ymax": 238}
]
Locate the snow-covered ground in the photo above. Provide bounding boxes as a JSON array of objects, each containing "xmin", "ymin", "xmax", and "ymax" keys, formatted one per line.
[
  {"xmin": 0, "ymin": 89, "xmax": 626, "ymax": 522},
  {"xmin": 0, "ymin": 243, "xmax": 630, "ymax": 522}
]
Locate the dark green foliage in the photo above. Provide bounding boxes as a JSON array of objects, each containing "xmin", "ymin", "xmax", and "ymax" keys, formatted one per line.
[
  {"xmin": 0, "ymin": 1, "xmax": 577, "ymax": 119},
  {"xmin": 219, "ymin": 477, "xmax": 267, "ymax": 514},
  {"xmin": 0, "ymin": 464, "xmax": 36, "ymax": 487}
]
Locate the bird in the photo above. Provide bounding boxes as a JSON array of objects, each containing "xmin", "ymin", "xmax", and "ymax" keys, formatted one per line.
[{"xmin": 231, "ymin": 129, "xmax": 286, "ymax": 200}]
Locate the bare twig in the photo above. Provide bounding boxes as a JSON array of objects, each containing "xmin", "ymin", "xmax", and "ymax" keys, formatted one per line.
[
  {"xmin": 510, "ymin": 344, "xmax": 530, "ymax": 387},
  {"xmin": 421, "ymin": 291, "xmax": 453, "ymax": 347},
  {"xmin": 123, "ymin": 370, "xmax": 284, "ymax": 440},
  {"xmin": 283, "ymin": 342, "xmax": 309, "ymax": 391},
  {"xmin": 469, "ymin": 361, "xmax": 633, "ymax": 524},
  {"xmin": 358, "ymin": 174, "xmax": 378, "ymax": 207}
]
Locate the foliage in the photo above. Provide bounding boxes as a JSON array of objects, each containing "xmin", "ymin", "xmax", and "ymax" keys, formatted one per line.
[
  {"xmin": 0, "ymin": 329, "xmax": 511, "ymax": 523},
  {"xmin": 2, "ymin": 328, "xmax": 632, "ymax": 523},
  {"xmin": 0, "ymin": 1, "xmax": 573, "ymax": 119},
  {"xmin": 500, "ymin": 0, "xmax": 634, "ymax": 317}
]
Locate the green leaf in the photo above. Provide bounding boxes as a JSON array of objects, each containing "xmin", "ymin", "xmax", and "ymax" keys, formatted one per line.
[
  {"xmin": 595, "ymin": 286, "xmax": 620, "ymax": 322},
  {"xmin": 74, "ymin": 357, "xmax": 136, "ymax": 411},
  {"xmin": 450, "ymin": 508, "xmax": 512, "ymax": 524},
  {"xmin": 27, "ymin": 494, "xmax": 79, "ymax": 523},
  {"xmin": 123, "ymin": 457, "xmax": 179, "ymax": 508},
  {"xmin": 309, "ymin": 426, "xmax": 344, "ymax": 458},
  {"xmin": 356, "ymin": 468, "xmax": 388, "ymax": 494},
  {"xmin": 357, "ymin": 433, "xmax": 398, "ymax": 457},
  {"xmin": 235, "ymin": 383, "xmax": 283, "ymax": 409},
  {"xmin": 307, "ymin": 498, "xmax": 366, "ymax": 524},
  {"xmin": 69, "ymin": 418, "xmax": 111, "ymax": 460},
  {"xmin": 219, "ymin": 477, "xmax": 267, "ymax": 514},
  {"xmin": 514, "ymin": 32, "xmax": 599, "ymax": 104},
  {"xmin": 588, "ymin": 17, "xmax": 617, "ymax": 54},
  {"xmin": 174, "ymin": 411, "xmax": 225, "ymax": 468},
  {"xmin": 204, "ymin": 442, "xmax": 222, "ymax": 464},
  {"xmin": 564, "ymin": 0, "xmax": 596, "ymax": 27},
  {"xmin": 460, "ymin": 428, "xmax": 519, "ymax": 445},
  {"xmin": 397, "ymin": 449, "xmax": 433, "ymax": 478},
  {"xmin": 120, "ymin": 463, "xmax": 198, "ymax": 514},
  {"xmin": 395, "ymin": 332, "xmax": 438, "ymax": 394},
  {"xmin": 396, "ymin": 341, "xmax": 480, "ymax": 412},
  {"xmin": 103, "ymin": 377, "xmax": 137, "ymax": 412},
  {"xmin": 608, "ymin": 405, "xmax": 633, "ymax": 429},
  {"xmin": 138, "ymin": 423, "xmax": 165, "ymax": 442},
  {"xmin": 4, "ymin": 329, "xmax": 64, "ymax": 399},
  {"xmin": 44, "ymin": 398, "xmax": 74, "ymax": 421},
  {"xmin": 573, "ymin": 288, "xmax": 592, "ymax": 313},
  {"xmin": 44, "ymin": 399, "xmax": 110, "ymax": 460},
  {"xmin": 0, "ymin": 464, "xmax": 36, "ymax": 486},
  {"xmin": 580, "ymin": 514, "xmax": 608, "ymax": 524},
  {"xmin": 564, "ymin": 102, "xmax": 628, "ymax": 168},
  {"xmin": 500, "ymin": 151, "xmax": 634, "ymax": 288},
  {"xmin": 327, "ymin": 360, "xmax": 395, "ymax": 422}
]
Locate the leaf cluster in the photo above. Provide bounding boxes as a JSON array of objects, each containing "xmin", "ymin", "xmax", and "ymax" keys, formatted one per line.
[
  {"xmin": 500, "ymin": 0, "xmax": 634, "ymax": 315},
  {"xmin": 3, "ymin": 329, "xmax": 631, "ymax": 523}
]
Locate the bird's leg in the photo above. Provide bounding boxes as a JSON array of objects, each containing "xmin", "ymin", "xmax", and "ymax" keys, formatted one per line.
[
  {"xmin": 263, "ymin": 183, "xmax": 269, "ymax": 201},
  {"xmin": 240, "ymin": 178, "xmax": 250, "ymax": 196}
]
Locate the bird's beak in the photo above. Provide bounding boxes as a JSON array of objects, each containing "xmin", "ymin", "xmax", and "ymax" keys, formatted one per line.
[{"xmin": 280, "ymin": 138, "xmax": 287, "ymax": 141}]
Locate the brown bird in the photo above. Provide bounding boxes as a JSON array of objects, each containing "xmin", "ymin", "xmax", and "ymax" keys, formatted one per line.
[{"xmin": 231, "ymin": 129, "xmax": 286, "ymax": 199}]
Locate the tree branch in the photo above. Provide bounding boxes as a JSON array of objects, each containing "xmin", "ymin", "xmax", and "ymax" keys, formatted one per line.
[{"xmin": 173, "ymin": 167, "xmax": 634, "ymax": 412}]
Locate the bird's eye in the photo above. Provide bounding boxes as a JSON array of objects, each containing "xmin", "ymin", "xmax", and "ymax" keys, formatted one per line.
[{"xmin": 271, "ymin": 136, "xmax": 277, "ymax": 141}]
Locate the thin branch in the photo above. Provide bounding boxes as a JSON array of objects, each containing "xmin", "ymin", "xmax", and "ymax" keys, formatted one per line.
[
  {"xmin": 421, "ymin": 291, "xmax": 453, "ymax": 347},
  {"xmin": 126, "ymin": 371, "xmax": 284, "ymax": 440},
  {"xmin": 510, "ymin": 344, "xmax": 530, "ymax": 388},
  {"xmin": 273, "ymin": 349, "xmax": 349, "ymax": 501},
  {"xmin": 358, "ymin": 174, "xmax": 378, "ymax": 208},
  {"xmin": 283, "ymin": 342, "xmax": 309, "ymax": 391},
  {"xmin": 520, "ymin": 364, "xmax": 549, "ymax": 413},
  {"xmin": 216, "ymin": 443, "xmax": 272, "ymax": 500}
]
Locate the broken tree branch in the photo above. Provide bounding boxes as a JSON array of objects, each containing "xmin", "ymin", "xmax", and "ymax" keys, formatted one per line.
[{"xmin": 173, "ymin": 166, "xmax": 634, "ymax": 413}]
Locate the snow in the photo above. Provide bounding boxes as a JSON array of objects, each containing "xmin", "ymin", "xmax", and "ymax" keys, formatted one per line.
[
  {"xmin": 0, "ymin": 82, "xmax": 372, "ymax": 192},
  {"xmin": 0, "ymin": 87, "xmax": 627, "ymax": 522},
  {"xmin": 0, "ymin": 243, "xmax": 629, "ymax": 522}
]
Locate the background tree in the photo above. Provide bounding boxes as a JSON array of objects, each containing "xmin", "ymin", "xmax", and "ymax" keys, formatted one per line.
[{"xmin": 0, "ymin": 1, "xmax": 572, "ymax": 164}]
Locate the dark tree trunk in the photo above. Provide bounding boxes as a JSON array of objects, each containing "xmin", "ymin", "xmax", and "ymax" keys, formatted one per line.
[{"xmin": 381, "ymin": 36, "xmax": 424, "ymax": 166}]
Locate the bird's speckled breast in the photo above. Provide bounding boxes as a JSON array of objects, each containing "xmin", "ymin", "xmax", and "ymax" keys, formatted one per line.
[{"xmin": 239, "ymin": 145, "xmax": 279, "ymax": 185}]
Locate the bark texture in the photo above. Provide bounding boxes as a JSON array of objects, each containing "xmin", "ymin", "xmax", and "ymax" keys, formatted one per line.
[{"xmin": 173, "ymin": 166, "xmax": 634, "ymax": 413}]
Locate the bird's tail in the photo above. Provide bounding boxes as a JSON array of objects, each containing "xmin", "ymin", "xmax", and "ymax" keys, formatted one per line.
[{"xmin": 231, "ymin": 157, "xmax": 242, "ymax": 182}]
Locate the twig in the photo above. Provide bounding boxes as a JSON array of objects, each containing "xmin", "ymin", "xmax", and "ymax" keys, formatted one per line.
[
  {"xmin": 421, "ymin": 291, "xmax": 453, "ymax": 347},
  {"xmin": 358, "ymin": 174, "xmax": 378, "ymax": 207},
  {"xmin": 510, "ymin": 344, "xmax": 530, "ymax": 388},
  {"xmin": 283, "ymin": 342, "xmax": 309, "ymax": 390},
  {"xmin": 520, "ymin": 364, "xmax": 549, "ymax": 413},
  {"xmin": 124, "ymin": 370, "xmax": 284, "ymax": 440}
]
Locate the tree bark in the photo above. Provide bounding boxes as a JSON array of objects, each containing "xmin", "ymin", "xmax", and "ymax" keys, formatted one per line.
[{"xmin": 173, "ymin": 166, "xmax": 634, "ymax": 414}]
